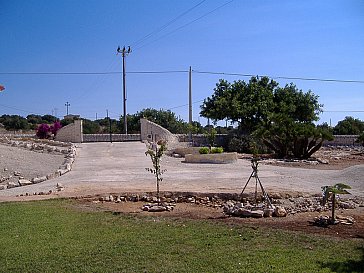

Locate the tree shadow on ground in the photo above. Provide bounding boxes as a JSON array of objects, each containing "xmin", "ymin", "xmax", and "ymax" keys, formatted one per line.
[{"xmin": 319, "ymin": 246, "xmax": 364, "ymax": 273}]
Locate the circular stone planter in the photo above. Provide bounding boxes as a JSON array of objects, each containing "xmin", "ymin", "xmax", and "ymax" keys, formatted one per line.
[{"xmin": 184, "ymin": 152, "xmax": 238, "ymax": 164}]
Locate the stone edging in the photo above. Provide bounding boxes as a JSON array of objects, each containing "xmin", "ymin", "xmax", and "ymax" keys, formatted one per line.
[
  {"xmin": 0, "ymin": 137, "xmax": 77, "ymax": 190},
  {"xmin": 74, "ymin": 191, "xmax": 364, "ymax": 216},
  {"xmin": 184, "ymin": 152, "xmax": 238, "ymax": 164}
]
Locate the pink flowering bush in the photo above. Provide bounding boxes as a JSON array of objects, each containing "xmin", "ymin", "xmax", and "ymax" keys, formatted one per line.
[
  {"xmin": 36, "ymin": 121, "xmax": 62, "ymax": 139},
  {"xmin": 51, "ymin": 121, "xmax": 62, "ymax": 136},
  {"xmin": 36, "ymin": 124, "xmax": 51, "ymax": 139}
]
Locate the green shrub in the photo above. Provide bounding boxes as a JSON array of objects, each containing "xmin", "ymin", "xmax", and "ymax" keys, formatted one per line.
[
  {"xmin": 211, "ymin": 147, "xmax": 224, "ymax": 153},
  {"xmin": 228, "ymin": 136, "xmax": 250, "ymax": 153},
  {"xmin": 199, "ymin": 147, "xmax": 210, "ymax": 154}
]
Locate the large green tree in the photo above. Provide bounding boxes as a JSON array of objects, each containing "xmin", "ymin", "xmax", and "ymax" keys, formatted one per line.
[
  {"xmin": 333, "ymin": 116, "xmax": 364, "ymax": 135},
  {"xmin": 201, "ymin": 77, "xmax": 276, "ymax": 133},
  {"xmin": 201, "ymin": 77, "xmax": 332, "ymax": 158},
  {"xmin": 122, "ymin": 108, "xmax": 191, "ymax": 134}
]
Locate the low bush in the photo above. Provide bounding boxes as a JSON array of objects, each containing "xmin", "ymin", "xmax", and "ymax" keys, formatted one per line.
[
  {"xmin": 199, "ymin": 147, "xmax": 210, "ymax": 154},
  {"xmin": 211, "ymin": 147, "xmax": 224, "ymax": 153},
  {"xmin": 36, "ymin": 124, "xmax": 51, "ymax": 139},
  {"xmin": 36, "ymin": 121, "xmax": 62, "ymax": 139}
]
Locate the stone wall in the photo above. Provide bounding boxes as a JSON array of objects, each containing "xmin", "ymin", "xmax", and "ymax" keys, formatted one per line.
[
  {"xmin": 176, "ymin": 134, "xmax": 227, "ymax": 146},
  {"xmin": 55, "ymin": 119, "xmax": 83, "ymax": 143},
  {"xmin": 83, "ymin": 134, "xmax": 141, "ymax": 142},
  {"xmin": 140, "ymin": 118, "xmax": 179, "ymax": 147},
  {"xmin": 177, "ymin": 134, "xmax": 361, "ymax": 147},
  {"xmin": 185, "ymin": 152, "xmax": 238, "ymax": 164},
  {"xmin": 324, "ymin": 135, "xmax": 360, "ymax": 146}
]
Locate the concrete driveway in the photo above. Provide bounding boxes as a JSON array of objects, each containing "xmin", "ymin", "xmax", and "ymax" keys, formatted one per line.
[{"xmin": 0, "ymin": 142, "xmax": 363, "ymax": 200}]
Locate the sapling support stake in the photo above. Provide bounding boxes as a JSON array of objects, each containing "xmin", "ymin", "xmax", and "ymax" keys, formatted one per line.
[{"xmin": 241, "ymin": 158, "xmax": 273, "ymax": 208}]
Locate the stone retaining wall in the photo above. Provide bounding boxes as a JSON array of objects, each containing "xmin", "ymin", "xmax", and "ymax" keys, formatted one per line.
[
  {"xmin": 83, "ymin": 134, "xmax": 141, "ymax": 142},
  {"xmin": 324, "ymin": 135, "xmax": 360, "ymax": 146},
  {"xmin": 140, "ymin": 118, "xmax": 179, "ymax": 148},
  {"xmin": 185, "ymin": 152, "xmax": 238, "ymax": 164},
  {"xmin": 55, "ymin": 119, "xmax": 83, "ymax": 143},
  {"xmin": 176, "ymin": 134, "xmax": 227, "ymax": 146}
]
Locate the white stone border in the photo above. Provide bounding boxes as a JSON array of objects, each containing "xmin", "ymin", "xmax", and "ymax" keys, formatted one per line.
[{"xmin": 0, "ymin": 137, "xmax": 77, "ymax": 190}]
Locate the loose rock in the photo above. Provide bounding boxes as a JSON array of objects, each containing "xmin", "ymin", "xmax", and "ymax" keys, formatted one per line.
[{"xmin": 274, "ymin": 206, "xmax": 287, "ymax": 217}]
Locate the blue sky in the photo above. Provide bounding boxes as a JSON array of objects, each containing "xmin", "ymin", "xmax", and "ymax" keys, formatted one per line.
[{"xmin": 1, "ymin": 0, "xmax": 363, "ymax": 126}]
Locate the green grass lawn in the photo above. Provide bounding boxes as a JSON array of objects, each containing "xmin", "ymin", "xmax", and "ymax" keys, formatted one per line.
[{"xmin": 0, "ymin": 199, "xmax": 363, "ymax": 273}]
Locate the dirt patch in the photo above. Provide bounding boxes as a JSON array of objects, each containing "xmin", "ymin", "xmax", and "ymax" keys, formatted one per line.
[{"xmin": 73, "ymin": 198, "xmax": 364, "ymax": 240}]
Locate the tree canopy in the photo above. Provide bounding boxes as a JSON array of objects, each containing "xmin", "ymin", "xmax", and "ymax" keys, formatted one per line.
[
  {"xmin": 333, "ymin": 116, "xmax": 364, "ymax": 135},
  {"xmin": 121, "ymin": 108, "xmax": 190, "ymax": 134},
  {"xmin": 200, "ymin": 76, "xmax": 331, "ymax": 158}
]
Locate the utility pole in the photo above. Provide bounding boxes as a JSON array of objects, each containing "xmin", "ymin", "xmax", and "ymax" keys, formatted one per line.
[
  {"xmin": 117, "ymin": 46, "xmax": 131, "ymax": 134},
  {"xmin": 106, "ymin": 109, "xmax": 112, "ymax": 143},
  {"xmin": 65, "ymin": 102, "xmax": 70, "ymax": 116},
  {"xmin": 188, "ymin": 66, "xmax": 192, "ymax": 142}
]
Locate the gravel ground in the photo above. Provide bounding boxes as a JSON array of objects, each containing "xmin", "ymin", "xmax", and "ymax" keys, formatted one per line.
[
  {"xmin": 0, "ymin": 142, "xmax": 363, "ymax": 201},
  {"xmin": 0, "ymin": 144, "xmax": 65, "ymax": 185}
]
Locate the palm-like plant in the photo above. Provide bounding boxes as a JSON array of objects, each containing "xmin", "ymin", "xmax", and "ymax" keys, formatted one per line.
[{"xmin": 322, "ymin": 183, "xmax": 351, "ymax": 224}]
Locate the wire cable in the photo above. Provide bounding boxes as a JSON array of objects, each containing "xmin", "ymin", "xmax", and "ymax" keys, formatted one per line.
[
  {"xmin": 193, "ymin": 70, "xmax": 364, "ymax": 84},
  {"xmin": 0, "ymin": 72, "xmax": 121, "ymax": 75},
  {"xmin": 3, "ymin": 69, "xmax": 364, "ymax": 84},
  {"xmin": 0, "ymin": 70, "xmax": 189, "ymax": 75},
  {"xmin": 135, "ymin": 0, "xmax": 234, "ymax": 50},
  {"xmin": 127, "ymin": 70, "xmax": 188, "ymax": 74},
  {"xmin": 132, "ymin": 0, "xmax": 207, "ymax": 48}
]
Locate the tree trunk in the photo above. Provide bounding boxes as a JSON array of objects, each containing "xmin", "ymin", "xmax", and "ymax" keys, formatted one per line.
[{"xmin": 331, "ymin": 194, "xmax": 336, "ymax": 224}]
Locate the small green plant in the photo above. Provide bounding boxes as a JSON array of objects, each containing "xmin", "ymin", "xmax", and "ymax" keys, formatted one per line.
[
  {"xmin": 145, "ymin": 140, "xmax": 167, "ymax": 204},
  {"xmin": 204, "ymin": 128, "xmax": 217, "ymax": 148},
  {"xmin": 211, "ymin": 147, "xmax": 224, "ymax": 154},
  {"xmin": 322, "ymin": 183, "xmax": 351, "ymax": 224},
  {"xmin": 199, "ymin": 147, "xmax": 210, "ymax": 154}
]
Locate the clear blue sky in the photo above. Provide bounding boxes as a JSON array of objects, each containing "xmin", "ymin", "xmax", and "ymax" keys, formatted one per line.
[{"xmin": 1, "ymin": 0, "xmax": 363, "ymax": 126}]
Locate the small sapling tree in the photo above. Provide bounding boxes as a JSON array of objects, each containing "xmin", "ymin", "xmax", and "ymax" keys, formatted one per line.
[
  {"xmin": 204, "ymin": 128, "xmax": 216, "ymax": 151},
  {"xmin": 322, "ymin": 183, "xmax": 351, "ymax": 224},
  {"xmin": 145, "ymin": 140, "xmax": 167, "ymax": 204}
]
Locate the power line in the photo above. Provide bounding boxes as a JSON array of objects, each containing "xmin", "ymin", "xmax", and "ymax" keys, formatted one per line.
[
  {"xmin": 2, "ymin": 69, "xmax": 364, "ymax": 84},
  {"xmin": 0, "ymin": 72, "xmax": 121, "ymax": 75},
  {"xmin": 132, "ymin": 0, "xmax": 207, "ymax": 48},
  {"xmin": 0, "ymin": 70, "xmax": 189, "ymax": 75},
  {"xmin": 323, "ymin": 110, "xmax": 364, "ymax": 113},
  {"xmin": 127, "ymin": 70, "xmax": 188, "ymax": 74},
  {"xmin": 0, "ymin": 103, "xmax": 45, "ymax": 115},
  {"xmin": 168, "ymin": 99, "xmax": 204, "ymax": 110},
  {"xmin": 135, "ymin": 0, "xmax": 234, "ymax": 50},
  {"xmin": 193, "ymin": 70, "xmax": 364, "ymax": 84}
]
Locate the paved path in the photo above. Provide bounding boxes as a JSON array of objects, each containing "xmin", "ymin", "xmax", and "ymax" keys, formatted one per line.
[{"xmin": 0, "ymin": 142, "xmax": 363, "ymax": 201}]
